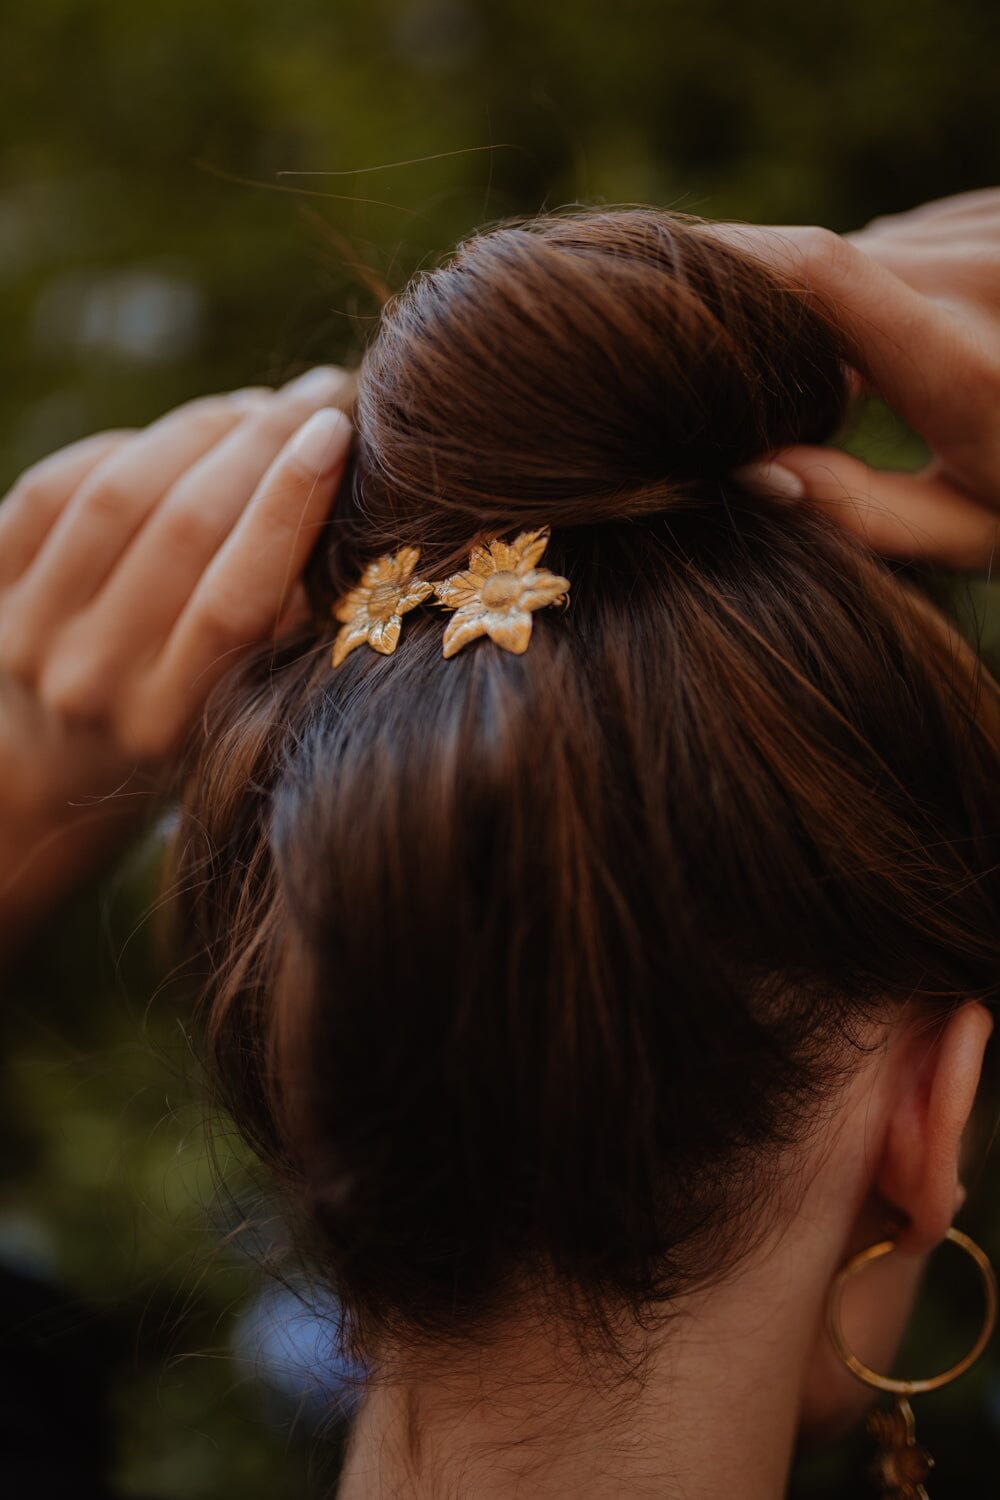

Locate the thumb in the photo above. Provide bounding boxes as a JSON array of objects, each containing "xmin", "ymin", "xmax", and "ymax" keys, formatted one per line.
[{"xmin": 736, "ymin": 446, "xmax": 1000, "ymax": 571}]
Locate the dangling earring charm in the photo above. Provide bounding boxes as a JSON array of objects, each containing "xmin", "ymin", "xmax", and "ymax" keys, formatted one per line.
[
  {"xmin": 866, "ymin": 1399, "xmax": 934, "ymax": 1499},
  {"xmin": 825, "ymin": 1227, "xmax": 997, "ymax": 1499}
]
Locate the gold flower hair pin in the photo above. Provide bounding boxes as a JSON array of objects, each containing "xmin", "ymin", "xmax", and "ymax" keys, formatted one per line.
[
  {"xmin": 434, "ymin": 527, "xmax": 570, "ymax": 658},
  {"xmin": 330, "ymin": 546, "xmax": 434, "ymax": 667},
  {"xmin": 330, "ymin": 528, "xmax": 570, "ymax": 666}
]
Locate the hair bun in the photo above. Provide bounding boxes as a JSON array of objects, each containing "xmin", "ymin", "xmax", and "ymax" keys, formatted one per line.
[{"xmin": 326, "ymin": 210, "xmax": 848, "ymax": 593}]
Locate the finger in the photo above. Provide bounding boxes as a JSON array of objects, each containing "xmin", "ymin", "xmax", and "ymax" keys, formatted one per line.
[
  {"xmin": 839, "ymin": 240, "xmax": 1000, "ymax": 308},
  {"xmin": 136, "ymin": 407, "xmax": 352, "ymax": 750},
  {"xmin": 73, "ymin": 367, "xmax": 352, "ymax": 664},
  {"xmin": 278, "ymin": 363, "xmax": 356, "ymax": 406},
  {"xmin": 14, "ymin": 389, "xmax": 267, "ymax": 627},
  {"xmin": 698, "ymin": 224, "xmax": 983, "ymax": 444},
  {"xmin": 850, "ymin": 219, "xmax": 1000, "ymax": 250},
  {"xmin": 0, "ymin": 430, "xmax": 133, "ymax": 585},
  {"xmin": 740, "ymin": 445, "xmax": 1000, "ymax": 571},
  {"xmin": 862, "ymin": 187, "xmax": 1000, "ymax": 228}
]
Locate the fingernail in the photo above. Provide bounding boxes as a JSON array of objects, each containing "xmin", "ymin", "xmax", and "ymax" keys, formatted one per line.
[
  {"xmin": 733, "ymin": 460, "xmax": 806, "ymax": 503},
  {"xmin": 280, "ymin": 366, "xmax": 344, "ymax": 401},
  {"xmin": 285, "ymin": 407, "xmax": 351, "ymax": 476}
]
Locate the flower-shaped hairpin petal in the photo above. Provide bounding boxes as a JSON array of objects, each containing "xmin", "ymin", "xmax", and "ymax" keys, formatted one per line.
[
  {"xmin": 331, "ymin": 546, "xmax": 433, "ymax": 667},
  {"xmin": 434, "ymin": 527, "xmax": 570, "ymax": 658}
]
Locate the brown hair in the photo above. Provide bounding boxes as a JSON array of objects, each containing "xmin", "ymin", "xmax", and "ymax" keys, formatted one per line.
[{"xmin": 170, "ymin": 210, "xmax": 1000, "ymax": 1361}]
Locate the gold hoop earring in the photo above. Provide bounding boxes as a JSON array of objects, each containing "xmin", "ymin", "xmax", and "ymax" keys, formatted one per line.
[{"xmin": 825, "ymin": 1226, "xmax": 997, "ymax": 1498}]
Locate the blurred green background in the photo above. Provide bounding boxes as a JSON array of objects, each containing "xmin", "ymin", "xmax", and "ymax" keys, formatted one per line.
[{"xmin": 2, "ymin": 1, "xmax": 1000, "ymax": 1495}]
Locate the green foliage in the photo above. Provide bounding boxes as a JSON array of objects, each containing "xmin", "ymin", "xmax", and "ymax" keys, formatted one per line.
[{"xmin": 1, "ymin": 2, "xmax": 999, "ymax": 1495}]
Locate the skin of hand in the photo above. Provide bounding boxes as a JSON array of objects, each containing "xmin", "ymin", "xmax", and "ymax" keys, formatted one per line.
[
  {"xmin": 0, "ymin": 367, "xmax": 353, "ymax": 950},
  {"xmin": 709, "ymin": 188, "xmax": 1000, "ymax": 570}
]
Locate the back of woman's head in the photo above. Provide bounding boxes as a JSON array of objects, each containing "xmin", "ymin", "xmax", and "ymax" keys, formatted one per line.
[{"xmin": 171, "ymin": 210, "xmax": 1000, "ymax": 1359}]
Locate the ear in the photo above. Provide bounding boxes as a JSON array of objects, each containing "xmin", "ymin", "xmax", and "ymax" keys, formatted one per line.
[{"xmin": 877, "ymin": 1002, "xmax": 994, "ymax": 1253}]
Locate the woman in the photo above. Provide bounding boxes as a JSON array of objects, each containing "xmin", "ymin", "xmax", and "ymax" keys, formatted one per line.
[{"xmin": 2, "ymin": 191, "xmax": 999, "ymax": 1498}]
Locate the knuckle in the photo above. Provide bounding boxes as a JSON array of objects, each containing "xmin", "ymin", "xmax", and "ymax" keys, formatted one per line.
[
  {"xmin": 195, "ymin": 591, "xmax": 261, "ymax": 651},
  {"xmin": 4, "ymin": 470, "xmax": 52, "ymax": 519},
  {"xmin": 78, "ymin": 469, "xmax": 137, "ymax": 528},
  {"xmin": 0, "ymin": 598, "xmax": 42, "ymax": 682},
  {"xmin": 114, "ymin": 703, "xmax": 175, "ymax": 762},
  {"xmin": 161, "ymin": 502, "xmax": 219, "ymax": 557},
  {"xmin": 797, "ymin": 224, "xmax": 851, "ymax": 272},
  {"xmin": 37, "ymin": 654, "xmax": 112, "ymax": 723},
  {"xmin": 0, "ymin": 629, "xmax": 39, "ymax": 686}
]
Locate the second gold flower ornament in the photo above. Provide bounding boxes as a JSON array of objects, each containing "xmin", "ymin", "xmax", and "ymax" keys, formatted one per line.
[
  {"xmin": 330, "ymin": 528, "xmax": 570, "ymax": 665},
  {"xmin": 434, "ymin": 528, "xmax": 570, "ymax": 657}
]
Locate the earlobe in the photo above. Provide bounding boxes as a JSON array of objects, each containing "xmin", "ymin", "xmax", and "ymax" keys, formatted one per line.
[{"xmin": 878, "ymin": 1002, "xmax": 994, "ymax": 1254}]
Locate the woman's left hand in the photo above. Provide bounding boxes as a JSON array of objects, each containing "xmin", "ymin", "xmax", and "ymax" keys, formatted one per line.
[{"xmin": 708, "ymin": 190, "xmax": 1000, "ymax": 570}]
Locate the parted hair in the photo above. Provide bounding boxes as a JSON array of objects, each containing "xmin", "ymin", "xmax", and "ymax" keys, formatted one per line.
[{"xmin": 169, "ymin": 211, "xmax": 1000, "ymax": 1360}]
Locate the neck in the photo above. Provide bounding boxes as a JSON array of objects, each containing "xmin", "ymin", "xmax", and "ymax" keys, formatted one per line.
[{"xmin": 337, "ymin": 1240, "xmax": 831, "ymax": 1500}]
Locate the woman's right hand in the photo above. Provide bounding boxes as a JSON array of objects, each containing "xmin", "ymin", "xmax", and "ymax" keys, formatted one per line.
[
  {"xmin": 712, "ymin": 189, "xmax": 1000, "ymax": 569},
  {"xmin": 0, "ymin": 367, "xmax": 353, "ymax": 945}
]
